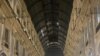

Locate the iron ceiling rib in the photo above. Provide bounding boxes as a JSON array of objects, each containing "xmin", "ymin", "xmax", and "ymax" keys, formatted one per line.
[
  {"xmin": 28, "ymin": 0, "xmax": 68, "ymax": 10},
  {"xmin": 28, "ymin": 0, "xmax": 42, "ymax": 10},
  {"xmin": 45, "ymin": 43, "xmax": 63, "ymax": 50},
  {"xmin": 38, "ymin": 29, "xmax": 66, "ymax": 39},
  {"xmin": 36, "ymin": 22, "xmax": 67, "ymax": 29},
  {"xmin": 32, "ymin": 13, "xmax": 67, "ymax": 25},
  {"xmin": 35, "ymin": 18, "xmax": 68, "ymax": 29},
  {"xmin": 37, "ymin": 28, "xmax": 67, "ymax": 38},
  {"xmin": 36, "ymin": 26, "xmax": 67, "ymax": 35},
  {"xmin": 37, "ymin": 26, "xmax": 67, "ymax": 38},
  {"xmin": 39, "ymin": 33, "xmax": 66, "ymax": 42},
  {"xmin": 29, "ymin": 9, "xmax": 69, "ymax": 21}
]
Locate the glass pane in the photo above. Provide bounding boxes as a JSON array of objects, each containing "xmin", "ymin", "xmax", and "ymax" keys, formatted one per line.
[{"xmin": 97, "ymin": 6, "xmax": 100, "ymax": 23}]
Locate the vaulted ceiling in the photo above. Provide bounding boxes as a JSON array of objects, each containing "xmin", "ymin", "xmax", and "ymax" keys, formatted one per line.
[{"xmin": 24, "ymin": 0, "xmax": 73, "ymax": 56}]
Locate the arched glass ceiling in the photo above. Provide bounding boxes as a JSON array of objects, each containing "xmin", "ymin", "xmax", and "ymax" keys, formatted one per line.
[{"xmin": 24, "ymin": 0, "xmax": 73, "ymax": 52}]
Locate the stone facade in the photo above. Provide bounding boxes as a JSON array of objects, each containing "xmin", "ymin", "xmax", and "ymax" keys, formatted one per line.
[
  {"xmin": 0, "ymin": 0, "xmax": 44, "ymax": 56},
  {"xmin": 64, "ymin": 0, "xmax": 100, "ymax": 56}
]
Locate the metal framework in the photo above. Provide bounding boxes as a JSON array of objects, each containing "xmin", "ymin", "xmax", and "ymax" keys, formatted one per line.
[{"xmin": 24, "ymin": 0, "xmax": 73, "ymax": 51}]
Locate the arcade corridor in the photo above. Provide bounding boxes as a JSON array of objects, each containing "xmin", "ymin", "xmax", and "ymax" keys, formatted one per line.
[{"xmin": 0, "ymin": 0, "xmax": 100, "ymax": 56}]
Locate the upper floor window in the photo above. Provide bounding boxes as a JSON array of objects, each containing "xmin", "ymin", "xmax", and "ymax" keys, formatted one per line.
[
  {"xmin": 96, "ymin": 6, "xmax": 100, "ymax": 24},
  {"xmin": 94, "ymin": 5, "xmax": 100, "ymax": 32}
]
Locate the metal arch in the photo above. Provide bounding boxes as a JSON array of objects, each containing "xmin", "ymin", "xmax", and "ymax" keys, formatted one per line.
[
  {"xmin": 38, "ymin": 29, "xmax": 67, "ymax": 38},
  {"xmin": 44, "ymin": 42, "xmax": 64, "ymax": 50},
  {"xmin": 36, "ymin": 21, "xmax": 68, "ymax": 32},
  {"xmin": 40, "ymin": 33, "xmax": 66, "ymax": 42},
  {"xmin": 38, "ymin": 29, "xmax": 67, "ymax": 39},
  {"xmin": 34, "ymin": 18, "xmax": 69, "ymax": 28},
  {"xmin": 42, "ymin": 41, "xmax": 65, "ymax": 50},
  {"xmin": 36, "ymin": 24, "xmax": 67, "ymax": 33}
]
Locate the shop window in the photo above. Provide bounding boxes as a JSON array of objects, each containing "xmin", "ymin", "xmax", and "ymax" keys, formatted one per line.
[
  {"xmin": 23, "ymin": 48, "xmax": 25, "ymax": 56},
  {"xmin": 98, "ymin": 43, "xmax": 100, "ymax": 53},
  {"xmin": 96, "ymin": 23, "xmax": 100, "ymax": 33},
  {"xmin": 0, "ymin": 24, "xmax": 2, "ymax": 40},
  {"xmin": 84, "ymin": 27, "xmax": 89, "ymax": 47},
  {"xmin": 16, "ymin": 8, "xmax": 21, "ymax": 20},
  {"xmin": 15, "ymin": 40, "xmax": 19, "ymax": 56},
  {"xmin": 80, "ymin": 51, "xmax": 82, "ymax": 54},
  {"xmin": 96, "ymin": 6, "xmax": 100, "ymax": 24},
  {"xmin": 86, "ymin": 41, "xmax": 88, "ymax": 46},
  {"xmin": 88, "ymin": 48, "xmax": 93, "ymax": 56},
  {"xmin": 3, "ymin": 28, "xmax": 10, "ymax": 48},
  {"xmin": 95, "ymin": 5, "xmax": 100, "ymax": 32},
  {"xmin": 89, "ymin": 20, "xmax": 93, "ymax": 36}
]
